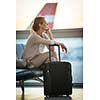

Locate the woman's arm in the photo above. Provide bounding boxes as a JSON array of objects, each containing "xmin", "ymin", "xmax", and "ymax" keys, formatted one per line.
[
  {"xmin": 46, "ymin": 30, "xmax": 67, "ymax": 53},
  {"xmin": 33, "ymin": 32, "xmax": 67, "ymax": 53},
  {"xmin": 33, "ymin": 32, "xmax": 57, "ymax": 45},
  {"xmin": 46, "ymin": 30, "xmax": 54, "ymax": 40},
  {"xmin": 45, "ymin": 30, "xmax": 56, "ymax": 51}
]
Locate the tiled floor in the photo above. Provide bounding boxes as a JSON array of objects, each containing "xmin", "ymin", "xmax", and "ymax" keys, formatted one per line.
[{"xmin": 16, "ymin": 87, "xmax": 83, "ymax": 100}]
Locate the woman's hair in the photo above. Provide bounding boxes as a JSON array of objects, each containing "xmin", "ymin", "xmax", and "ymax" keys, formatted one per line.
[{"xmin": 32, "ymin": 16, "xmax": 45, "ymax": 32}]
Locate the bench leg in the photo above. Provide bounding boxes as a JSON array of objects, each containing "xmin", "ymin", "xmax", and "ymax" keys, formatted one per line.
[{"xmin": 19, "ymin": 80, "xmax": 24, "ymax": 94}]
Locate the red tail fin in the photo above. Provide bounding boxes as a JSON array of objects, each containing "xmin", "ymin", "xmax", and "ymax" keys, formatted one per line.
[{"xmin": 27, "ymin": 3, "xmax": 57, "ymax": 30}]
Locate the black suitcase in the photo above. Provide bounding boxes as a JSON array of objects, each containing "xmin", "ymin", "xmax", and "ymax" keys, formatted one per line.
[{"xmin": 43, "ymin": 44, "xmax": 72, "ymax": 97}]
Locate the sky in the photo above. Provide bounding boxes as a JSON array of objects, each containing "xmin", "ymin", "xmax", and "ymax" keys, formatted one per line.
[{"xmin": 16, "ymin": 0, "xmax": 83, "ymax": 30}]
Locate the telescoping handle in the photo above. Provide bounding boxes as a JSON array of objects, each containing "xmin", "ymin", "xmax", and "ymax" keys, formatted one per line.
[{"xmin": 49, "ymin": 44, "xmax": 60, "ymax": 62}]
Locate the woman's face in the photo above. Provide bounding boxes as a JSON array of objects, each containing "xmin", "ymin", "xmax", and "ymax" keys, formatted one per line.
[{"xmin": 40, "ymin": 20, "xmax": 49, "ymax": 31}]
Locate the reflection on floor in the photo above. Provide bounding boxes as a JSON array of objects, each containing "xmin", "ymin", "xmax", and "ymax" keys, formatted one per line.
[{"xmin": 16, "ymin": 87, "xmax": 83, "ymax": 100}]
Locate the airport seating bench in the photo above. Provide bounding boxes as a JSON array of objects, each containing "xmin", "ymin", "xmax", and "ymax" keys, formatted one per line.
[{"xmin": 16, "ymin": 44, "xmax": 43, "ymax": 94}]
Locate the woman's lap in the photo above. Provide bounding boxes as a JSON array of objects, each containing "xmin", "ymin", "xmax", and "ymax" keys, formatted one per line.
[{"xmin": 31, "ymin": 51, "xmax": 57, "ymax": 67}]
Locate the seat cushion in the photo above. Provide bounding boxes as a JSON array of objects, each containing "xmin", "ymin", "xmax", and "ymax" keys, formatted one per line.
[
  {"xmin": 16, "ymin": 68, "xmax": 43, "ymax": 81},
  {"xmin": 16, "ymin": 44, "xmax": 24, "ymax": 59}
]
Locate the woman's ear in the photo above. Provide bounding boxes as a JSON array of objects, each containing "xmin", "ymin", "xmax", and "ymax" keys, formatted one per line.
[{"xmin": 39, "ymin": 23, "xmax": 41, "ymax": 27}]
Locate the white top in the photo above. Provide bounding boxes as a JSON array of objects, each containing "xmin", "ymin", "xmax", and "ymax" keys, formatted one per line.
[{"xmin": 23, "ymin": 32, "xmax": 55, "ymax": 61}]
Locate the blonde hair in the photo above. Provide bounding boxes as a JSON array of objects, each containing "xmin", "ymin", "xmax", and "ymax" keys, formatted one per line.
[{"xmin": 32, "ymin": 16, "xmax": 45, "ymax": 32}]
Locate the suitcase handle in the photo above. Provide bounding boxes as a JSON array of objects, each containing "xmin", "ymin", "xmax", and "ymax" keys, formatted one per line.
[{"xmin": 49, "ymin": 44, "xmax": 60, "ymax": 62}]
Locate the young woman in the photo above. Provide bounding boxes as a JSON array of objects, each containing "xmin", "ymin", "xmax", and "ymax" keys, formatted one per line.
[{"xmin": 23, "ymin": 17, "xmax": 67, "ymax": 68}]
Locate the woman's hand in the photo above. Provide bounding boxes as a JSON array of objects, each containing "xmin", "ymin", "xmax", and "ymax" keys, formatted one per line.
[
  {"xmin": 46, "ymin": 29, "xmax": 54, "ymax": 40},
  {"xmin": 60, "ymin": 43, "xmax": 67, "ymax": 53},
  {"xmin": 53, "ymin": 42, "xmax": 67, "ymax": 53}
]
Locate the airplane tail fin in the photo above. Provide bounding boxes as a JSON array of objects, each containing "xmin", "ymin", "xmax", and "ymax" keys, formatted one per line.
[{"xmin": 27, "ymin": 3, "xmax": 57, "ymax": 30}]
